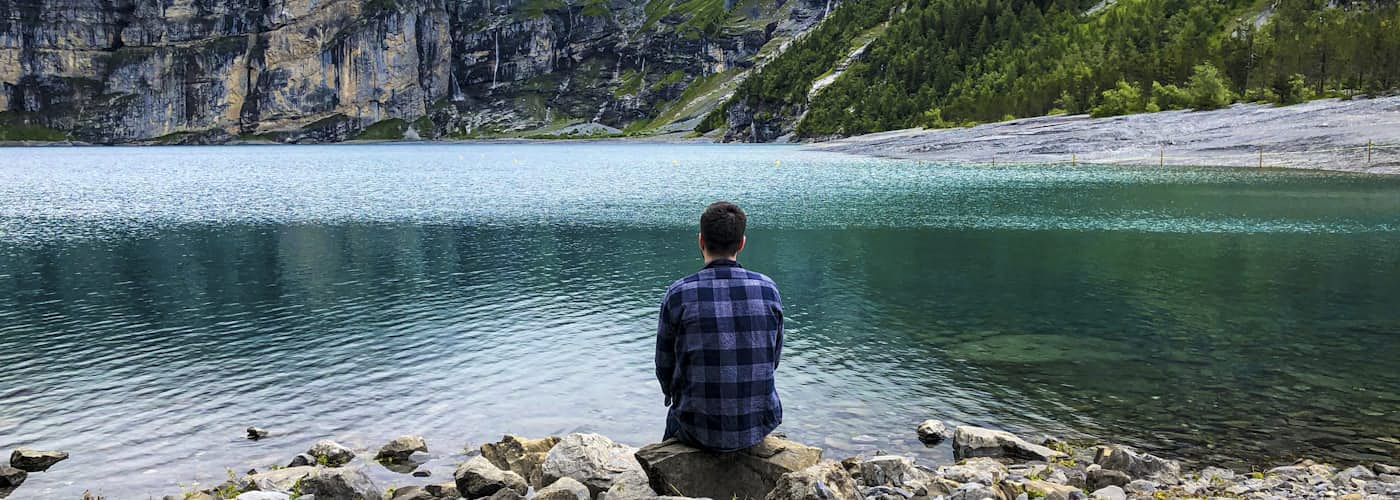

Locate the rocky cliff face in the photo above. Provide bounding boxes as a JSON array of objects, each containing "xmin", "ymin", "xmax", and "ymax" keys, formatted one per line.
[{"xmin": 0, "ymin": 0, "xmax": 832, "ymax": 143}]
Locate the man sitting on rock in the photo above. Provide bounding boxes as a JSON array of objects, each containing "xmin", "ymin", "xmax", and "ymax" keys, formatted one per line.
[{"xmin": 655, "ymin": 201, "xmax": 785, "ymax": 452}]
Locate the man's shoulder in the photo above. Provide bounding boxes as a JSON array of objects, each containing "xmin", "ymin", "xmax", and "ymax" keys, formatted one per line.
[{"xmin": 665, "ymin": 267, "xmax": 780, "ymax": 295}]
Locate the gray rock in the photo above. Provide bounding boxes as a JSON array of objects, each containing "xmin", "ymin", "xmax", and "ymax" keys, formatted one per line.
[
  {"xmin": 376, "ymin": 435, "xmax": 429, "ymax": 463},
  {"xmin": 1093, "ymin": 446, "xmax": 1180, "ymax": 482},
  {"xmin": 299, "ymin": 466, "xmax": 383, "ymax": 500},
  {"xmin": 938, "ymin": 458, "xmax": 1008, "ymax": 485},
  {"xmin": 290, "ymin": 453, "xmax": 318, "ymax": 467},
  {"xmin": 1123, "ymin": 479, "xmax": 1157, "ymax": 495},
  {"xmin": 486, "ymin": 489, "xmax": 524, "ymax": 500},
  {"xmin": 308, "ymin": 440, "xmax": 357, "ymax": 467},
  {"xmin": 454, "ymin": 456, "xmax": 528, "ymax": 498},
  {"xmin": 9, "ymin": 448, "xmax": 70, "ymax": 472},
  {"xmin": 236, "ymin": 492, "xmax": 291, "ymax": 500},
  {"xmin": 916, "ymin": 420, "xmax": 953, "ymax": 445},
  {"xmin": 1086, "ymin": 467, "xmax": 1131, "ymax": 491},
  {"xmin": 411, "ymin": 470, "xmax": 430, "ymax": 478},
  {"xmin": 948, "ymin": 483, "xmax": 999, "ymax": 500},
  {"xmin": 1023, "ymin": 479, "xmax": 1081, "ymax": 500},
  {"xmin": 541, "ymin": 433, "xmax": 643, "ymax": 497},
  {"xmin": 635, "ymin": 436, "xmax": 822, "ymax": 499},
  {"xmin": 862, "ymin": 485, "xmax": 913, "ymax": 500},
  {"xmin": 1089, "ymin": 485, "xmax": 1125, "ymax": 500},
  {"xmin": 481, "ymin": 435, "xmax": 560, "ymax": 489},
  {"xmin": 1375, "ymin": 463, "xmax": 1400, "ymax": 475},
  {"xmin": 237, "ymin": 466, "xmax": 317, "ymax": 493},
  {"xmin": 248, "ymin": 427, "xmax": 271, "ymax": 440},
  {"xmin": 858, "ymin": 455, "xmax": 921, "ymax": 488},
  {"xmin": 1197, "ymin": 466, "xmax": 1235, "ymax": 482},
  {"xmin": 535, "ymin": 477, "xmax": 592, "ymax": 500},
  {"xmin": 423, "ymin": 482, "xmax": 458, "ymax": 498},
  {"xmin": 1335, "ymin": 464, "xmax": 1377, "ymax": 486},
  {"xmin": 765, "ymin": 461, "xmax": 862, "ymax": 500},
  {"xmin": 601, "ymin": 469, "xmax": 658, "ymax": 500},
  {"xmin": 0, "ymin": 465, "xmax": 26, "ymax": 488},
  {"xmin": 388, "ymin": 485, "xmax": 431, "ymax": 500},
  {"xmin": 952, "ymin": 426, "xmax": 1066, "ymax": 462}
]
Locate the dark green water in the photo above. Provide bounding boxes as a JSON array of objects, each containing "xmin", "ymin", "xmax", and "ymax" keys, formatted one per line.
[{"xmin": 0, "ymin": 144, "xmax": 1397, "ymax": 497}]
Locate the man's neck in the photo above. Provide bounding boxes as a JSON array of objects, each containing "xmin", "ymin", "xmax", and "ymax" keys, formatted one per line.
[{"xmin": 703, "ymin": 255, "xmax": 738, "ymax": 266}]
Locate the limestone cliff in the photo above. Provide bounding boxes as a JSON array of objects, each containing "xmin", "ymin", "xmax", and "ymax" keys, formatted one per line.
[{"xmin": 0, "ymin": 0, "xmax": 832, "ymax": 143}]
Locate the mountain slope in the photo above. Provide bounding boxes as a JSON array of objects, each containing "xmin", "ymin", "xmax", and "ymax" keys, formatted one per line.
[{"xmin": 708, "ymin": 0, "xmax": 1400, "ymax": 142}]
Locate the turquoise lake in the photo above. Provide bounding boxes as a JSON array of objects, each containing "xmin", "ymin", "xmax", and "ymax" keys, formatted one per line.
[{"xmin": 1, "ymin": 143, "xmax": 1398, "ymax": 498}]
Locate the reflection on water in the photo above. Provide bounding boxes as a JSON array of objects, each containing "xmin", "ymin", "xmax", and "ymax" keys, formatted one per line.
[{"xmin": 1, "ymin": 144, "xmax": 1398, "ymax": 498}]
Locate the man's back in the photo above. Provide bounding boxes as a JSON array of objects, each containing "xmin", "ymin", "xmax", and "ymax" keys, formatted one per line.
[{"xmin": 656, "ymin": 258, "xmax": 784, "ymax": 452}]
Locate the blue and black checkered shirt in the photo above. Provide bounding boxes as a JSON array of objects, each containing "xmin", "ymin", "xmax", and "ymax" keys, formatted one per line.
[{"xmin": 656, "ymin": 258, "xmax": 784, "ymax": 452}]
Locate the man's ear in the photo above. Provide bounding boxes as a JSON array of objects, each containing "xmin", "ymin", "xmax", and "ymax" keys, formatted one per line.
[
  {"xmin": 697, "ymin": 233, "xmax": 705, "ymax": 252},
  {"xmin": 735, "ymin": 236, "xmax": 747, "ymax": 255}
]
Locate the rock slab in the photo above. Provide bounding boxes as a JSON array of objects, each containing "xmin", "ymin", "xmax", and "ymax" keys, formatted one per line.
[
  {"xmin": 535, "ymin": 477, "xmax": 592, "ymax": 500},
  {"xmin": 951, "ymin": 426, "xmax": 1065, "ymax": 462},
  {"xmin": 308, "ymin": 439, "xmax": 357, "ymax": 467},
  {"xmin": 635, "ymin": 436, "xmax": 823, "ymax": 499},
  {"xmin": 9, "ymin": 448, "xmax": 69, "ymax": 472},
  {"xmin": 0, "ymin": 465, "xmax": 26, "ymax": 488},
  {"xmin": 916, "ymin": 420, "xmax": 952, "ymax": 445},
  {"xmin": 376, "ymin": 435, "xmax": 429, "ymax": 462}
]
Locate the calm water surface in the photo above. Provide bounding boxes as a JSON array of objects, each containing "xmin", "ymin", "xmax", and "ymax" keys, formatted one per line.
[{"xmin": 1, "ymin": 144, "xmax": 1398, "ymax": 498}]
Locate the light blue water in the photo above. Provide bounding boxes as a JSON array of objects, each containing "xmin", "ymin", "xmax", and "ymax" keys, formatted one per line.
[{"xmin": 1, "ymin": 144, "xmax": 1397, "ymax": 498}]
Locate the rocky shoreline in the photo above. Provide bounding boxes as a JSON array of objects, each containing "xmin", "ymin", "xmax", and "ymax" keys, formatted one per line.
[
  {"xmin": 7, "ymin": 422, "xmax": 1398, "ymax": 500},
  {"xmin": 810, "ymin": 96, "xmax": 1400, "ymax": 175}
]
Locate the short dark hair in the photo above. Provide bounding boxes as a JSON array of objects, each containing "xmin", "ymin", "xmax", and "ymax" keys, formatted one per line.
[{"xmin": 700, "ymin": 201, "xmax": 746, "ymax": 256}]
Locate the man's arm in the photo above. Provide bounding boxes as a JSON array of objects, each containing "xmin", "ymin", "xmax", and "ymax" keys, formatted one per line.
[{"xmin": 655, "ymin": 290, "xmax": 680, "ymax": 406}]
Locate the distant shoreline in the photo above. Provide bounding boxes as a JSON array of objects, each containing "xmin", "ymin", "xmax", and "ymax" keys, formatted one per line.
[
  {"xmin": 7, "ymin": 97, "xmax": 1400, "ymax": 177},
  {"xmin": 811, "ymin": 96, "xmax": 1400, "ymax": 176}
]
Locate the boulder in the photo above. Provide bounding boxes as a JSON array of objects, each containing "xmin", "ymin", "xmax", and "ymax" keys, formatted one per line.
[
  {"xmin": 948, "ymin": 483, "xmax": 998, "ymax": 500},
  {"xmin": 487, "ymin": 488, "xmax": 525, "ymax": 500},
  {"xmin": 1123, "ymin": 479, "xmax": 1157, "ymax": 496},
  {"xmin": 9, "ymin": 448, "xmax": 69, "ymax": 472},
  {"xmin": 535, "ymin": 477, "xmax": 592, "ymax": 500},
  {"xmin": 289, "ymin": 453, "xmax": 318, "ymax": 467},
  {"xmin": 455, "ymin": 456, "xmax": 529, "ymax": 498},
  {"xmin": 1375, "ymin": 464, "xmax": 1400, "ymax": 475},
  {"xmin": 1089, "ymin": 485, "xmax": 1125, "ymax": 500},
  {"xmin": 1335, "ymin": 464, "xmax": 1377, "ymax": 486},
  {"xmin": 248, "ymin": 427, "xmax": 271, "ymax": 440},
  {"xmin": 635, "ymin": 436, "xmax": 822, "ymax": 499},
  {"xmin": 858, "ymin": 456, "xmax": 922, "ymax": 488},
  {"xmin": 1092, "ymin": 446, "xmax": 1179, "ymax": 482},
  {"xmin": 0, "ymin": 465, "xmax": 26, "ymax": 488},
  {"xmin": 916, "ymin": 420, "xmax": 952, "ymax": 445},
  {"xmin": 1022, "ymin": 479, "xmax": 1081, "ymax": 500},
  {"xmin": 481, "ymin": 435, "xmax": 560, "ymax": 485},
  {"xmin": 299, "ymin": 466, "xmax": 383, "ymax": 500},
  {"xmin": 1086, "ymin": 467, "xmax": 1131, "ymax": 491},
  {"xmin": 939, "ymin": 458, "xmax": 1008, "ymax": 485},
  {"xmin": 237, "ymin": 466, "xmax": 316, "ymax": 493},
  {"xmin": 308, "ymin": 440, "xmax": 357, "ymax": 467},
  {"xmin": 765, "ymin": 461, "xmax": 861, "ymax": 500},
  {"xmin": 541, "ymin": 433, "xmax": 643, "ymax": 496},
  {"xmin": 601, "ymin": 469, "xmax": 658, "ymax": 500},
  {"xmin": 952, "ymin": 426, "xmax": 1065, "ymax": 462},
  {"xmin": 376, "ymin": 436, "xmax": 429, "ymax": 463}
]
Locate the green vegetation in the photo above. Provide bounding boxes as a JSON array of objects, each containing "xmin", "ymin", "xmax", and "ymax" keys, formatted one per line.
[
  {"xmin": 355, "ymin": 119, "xmax": 408, "ymax": 140},
  {"xmin": 696, "ymin": 0, "xmax": 900, "ymax": 133},
  {"xmin": 520, "ymin": 0, "xmax": 566, "ymax": 18},
  {"xmin": 715, "ymin": 0, "xmax": 1400, "ymax": 138},
  {"xmin": 0, "ymin": 112, "xmax": 68, "ymax": 141}
]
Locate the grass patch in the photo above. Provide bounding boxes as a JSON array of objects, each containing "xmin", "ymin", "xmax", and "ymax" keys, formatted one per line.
[
  {"xmin": 355, "ymin": 118, "xmax": 408, "ymax": 140},
  {"xmin": 0, "ymin": 112, "xmax": 68, "ymax": 141}
]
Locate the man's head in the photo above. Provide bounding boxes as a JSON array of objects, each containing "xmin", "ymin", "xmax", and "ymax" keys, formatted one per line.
[{"xmin": 699, "ymin": 201, "xmax": 746, "ymax": 260}]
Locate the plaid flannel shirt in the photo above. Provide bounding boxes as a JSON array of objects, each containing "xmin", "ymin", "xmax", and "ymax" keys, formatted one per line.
[{"xmin": 655, "ymin": 258, "xmax": 784, "ymax": 452}]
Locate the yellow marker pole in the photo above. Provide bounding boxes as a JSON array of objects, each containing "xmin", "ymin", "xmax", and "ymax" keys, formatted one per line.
[
  {"xmin": 1072, "ymin": 154, "xmax": 1077, "ymax": 166},
  {"xmin": 1368, "ymin": 140, "xmax": 1374, "ymax": 164},
  {"xmin": 1160, "ymin": 146, "xmax": 1164, "ymax": 167},
  {"xmin": 1258, "ymin": 147, "xmax": 1263, "ymax": 168}
]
